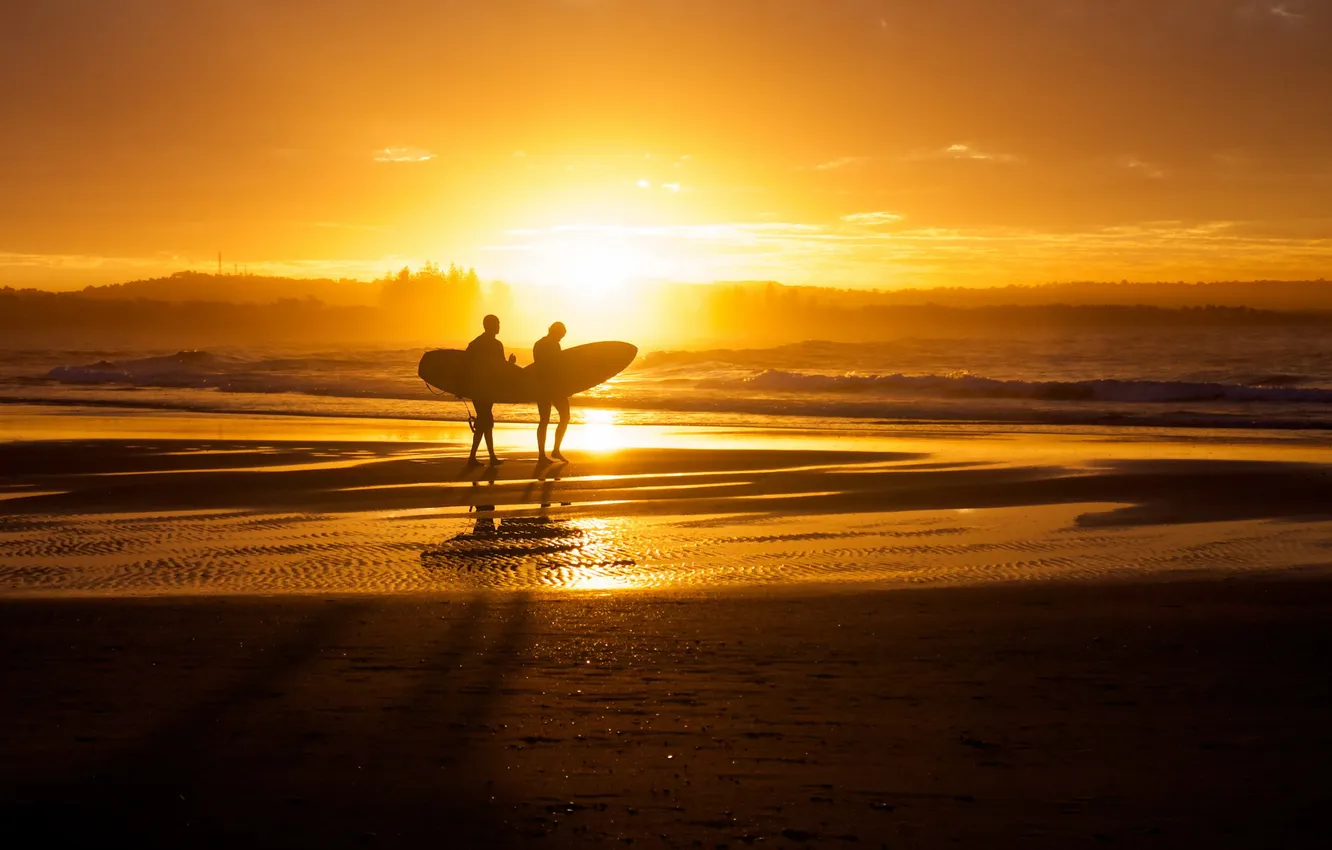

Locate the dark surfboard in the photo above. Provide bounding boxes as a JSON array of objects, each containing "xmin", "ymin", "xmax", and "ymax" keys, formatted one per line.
[{"xmin": 418, "ymin": 340, "xmax": 637, "ymax": 403}]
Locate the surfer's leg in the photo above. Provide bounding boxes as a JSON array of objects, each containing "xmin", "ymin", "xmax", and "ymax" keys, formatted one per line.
[
  {"xmin": 468, "ymin": 409, "xmax": 484, "ymax": 464},
  {"xmin": 551, "ymin": 397, "xmax": 570, "ymax": 460},
  {"xmin": 474, "ymin": 402, "xmax": 500, "ymax": 466},
  {"xmin": 537, "ymin": 400, "xmax": 552, "ymax": 460},
  {"xmin": 477, "ymin": 402, "xmax": 500, "ymax": 462}
]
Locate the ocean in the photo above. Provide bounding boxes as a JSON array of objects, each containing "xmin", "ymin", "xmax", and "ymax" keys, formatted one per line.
[{"xmin": 3, "ymin": 326, "xmax": 1332, "ymax": 431}]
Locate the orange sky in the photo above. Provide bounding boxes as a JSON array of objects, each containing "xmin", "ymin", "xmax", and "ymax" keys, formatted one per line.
[{"xmin": 3, "ymin": 0, "xmax": 1331, "ymax": 290}]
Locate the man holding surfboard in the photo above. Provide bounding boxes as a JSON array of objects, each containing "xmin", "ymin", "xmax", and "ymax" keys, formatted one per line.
[
  {"xmin": 533, "ymin": 321, "xmax": 570, "ymax": 462},
  {"xmin": 417, "ymin": 328, "xmax": 636, "ymax": 465},
  {"xmin": 464, "ymin": 314, "xmax": 515, "ymax": 466}
]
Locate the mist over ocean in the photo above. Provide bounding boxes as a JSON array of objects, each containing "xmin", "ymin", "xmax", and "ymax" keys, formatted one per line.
[{"xmin": 6, "ymin": 325, "xmax": 1332, "ymax": 430}]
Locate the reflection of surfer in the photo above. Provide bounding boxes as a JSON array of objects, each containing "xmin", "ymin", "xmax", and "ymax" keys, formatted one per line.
[
  {"xmin": 470, "ymin": 506, "xmax": 497, "ymax": 536},
  {"xmin": 465, "ymin": 314, "xmax": 516, "ymax": 466},
  {"xmin": 533, "ymin": 321, "xmax": 570, "ymax": 463}
]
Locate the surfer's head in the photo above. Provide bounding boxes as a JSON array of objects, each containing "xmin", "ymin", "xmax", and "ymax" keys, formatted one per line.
[
  {"xmin": 548, "ymin": 321, "xmax": 566, "ymax": 341},
  {"xmin": 482, "ymin": 314, "xmax": 500, "ymax": 335}
]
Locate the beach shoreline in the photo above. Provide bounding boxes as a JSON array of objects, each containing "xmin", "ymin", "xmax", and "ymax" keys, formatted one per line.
[{"xmin": 4, "ymin": 405, "xmax": 1332, "ymax": 596}]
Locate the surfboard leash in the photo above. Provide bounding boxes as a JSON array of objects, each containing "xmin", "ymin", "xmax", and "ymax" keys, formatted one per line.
[{"xmin": 421, "ymin": 379, "xmax": 477, "ymax": 433}]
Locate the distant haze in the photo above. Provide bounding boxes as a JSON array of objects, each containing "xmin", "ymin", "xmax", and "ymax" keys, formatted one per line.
[{"xmin": 6, "ymin": 273, "xmax": 1332, "ymax": 350}]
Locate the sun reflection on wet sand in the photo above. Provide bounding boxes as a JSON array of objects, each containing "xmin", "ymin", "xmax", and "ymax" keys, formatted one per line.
[
  {"xmin": 6, "ymin": 413, "xmax": 1332, "ymax": 596},
  {"xmin": 421, "ymin": 514, "xmax": 645, "ymax": 592},
  {"xmin": 554, "ymin": 572, "xmax": 638, "ymax": 592}
]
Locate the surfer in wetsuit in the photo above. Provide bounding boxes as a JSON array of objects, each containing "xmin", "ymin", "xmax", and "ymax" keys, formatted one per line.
[
  {"xmin": 533, "ymin": 321, "xmax": 570, "ymax": 462},
  {"xmin": 465, "ymin": 314, "xmax": 515, "ymax": 466}
]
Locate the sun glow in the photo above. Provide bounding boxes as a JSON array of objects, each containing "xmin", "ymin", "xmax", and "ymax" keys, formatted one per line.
[
  {"xmin": 573, "ymin": 408, "xmax": 623, "ymax": 454},
  {"xmin": 555, "ymin": 240, "xmax": 635, "ymax": 296},
  {"xmin": 505, "ymin": 229, "xmax": 672, "ymax": 340},
  {"xmin": 549, "ymin": 232, "xmax": 654, "ymax": 297}
]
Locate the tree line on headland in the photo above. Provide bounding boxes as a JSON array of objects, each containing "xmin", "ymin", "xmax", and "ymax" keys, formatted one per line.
[{"xmin": 2, "ymin": 269, "xmax": 1330, "ymax": 348}]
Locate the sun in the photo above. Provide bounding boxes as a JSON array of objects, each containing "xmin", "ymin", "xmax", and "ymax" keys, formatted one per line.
[{"xmin": 552, "ymin": 233, "xmax": 646, "ymax": 297}]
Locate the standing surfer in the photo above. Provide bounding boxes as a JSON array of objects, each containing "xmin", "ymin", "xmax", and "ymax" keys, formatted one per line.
[
  {"xmin": 465, "ymin": 314, "xmax": 515, "ymax": 466},
  {"xmin": 533, "ymin": 321, "xmax": 570, "ymax": 462}
]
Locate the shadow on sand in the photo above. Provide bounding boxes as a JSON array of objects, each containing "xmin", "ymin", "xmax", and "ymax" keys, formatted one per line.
[{"xmin": 2, "ymin": 593, "xmax": 549, "ymax": 847}]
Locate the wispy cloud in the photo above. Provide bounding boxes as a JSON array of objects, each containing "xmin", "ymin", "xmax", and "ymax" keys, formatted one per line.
[
  {"xmin": 0, "ymin": 252, "xmax": 423, "ymax": 287},
  {"xmin": 1270, "ymin": 2, "xmax": 1305, "ymax": 20},
  {"xmin": 898, "ymin": 144, "xmax": 1022, "ymax": 164},
  {"xmin": 11, "ymin": 216, "xmax": 1332, "ymax": 291},
  {"xmin": 634, "ymin": 179, "xmax": 684, "ymax": 192},
  {"xmin": 373, "ymin": 147, "xmax": 436, "ymax": 163},
  {"xmin": 1235, "ymin": 2, "xmax": 1308, "ymax": 23},
  {"xmin": 486, "ymin": 216, "xmax": 1332, "ymax": 288},
  {"xmin": 815, "ymin": 156, "xmax": 870, "ymax": 171},
  {"xmin": 943, "ymin": 143, "xmax": 1021, "ymax": 164},
  {"xmin": 841, "ymin": 212, "xmax": 905, "ymax": 226},
  {"xmin": 1119, "ymin": 156, "xmax": 1167, "ymax": 179},
  {"xmin": 301, "ymin": 221, "xmax": 383, "ymax": 231},
  {"xmin": 0, "ymin": 251, "xmax": 168, "ymax": 273}
]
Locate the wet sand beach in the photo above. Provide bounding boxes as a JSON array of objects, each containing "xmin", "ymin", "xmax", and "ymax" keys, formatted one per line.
[
  {"xmin": 3, "ymin": 407, "xmax": 1332, "ymax": 594},
  {"xmin": 3, "ymin": 407, "xmax": 1332, "ymax": 847}
]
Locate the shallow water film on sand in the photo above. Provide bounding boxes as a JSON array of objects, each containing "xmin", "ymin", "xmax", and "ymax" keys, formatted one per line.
[{"xmin": 3, "ymin": 417, "xmax": 1331, "ymax": 596}]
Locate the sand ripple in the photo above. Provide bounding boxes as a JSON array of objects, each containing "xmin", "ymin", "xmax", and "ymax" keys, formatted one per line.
[{"xmin": 1, "ymin": 505, "xmax": 1330, "ymax": 596}]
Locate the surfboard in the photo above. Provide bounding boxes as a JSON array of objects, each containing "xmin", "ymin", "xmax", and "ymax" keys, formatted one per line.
[{"xmin": 418, "ymin": 340, "xmax": 637, "ymax": 403}]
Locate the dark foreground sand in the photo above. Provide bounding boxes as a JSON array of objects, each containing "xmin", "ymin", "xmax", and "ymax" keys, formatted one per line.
[{"xmin": 4, "ymin": 579, "xmax": 1332, "ymax": 849}]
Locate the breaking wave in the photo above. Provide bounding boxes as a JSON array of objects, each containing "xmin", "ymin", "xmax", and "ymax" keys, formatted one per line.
[
  {"xmin": 703, "ymin": 369, "xmax": 1332, "ymax": 404},
  {"xmin": 45, "ymin": 349, "xmax": 422, "ymax": 398},
  {"xmin": 17, "ymin": 342, "xmax": 1332, "ymax": 430}
]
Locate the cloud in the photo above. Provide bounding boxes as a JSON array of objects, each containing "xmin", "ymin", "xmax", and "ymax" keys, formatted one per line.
[
  {"xmin": 23, "ymin": 215, "xmax": 1329, "ymax": 291},
  {"xmin": 943, "ymin": 144, "xmax": 1021, "ymax": 164},
  {"xmin": 301, "ymin": 221, "xmax": 382, "ymax": 231},
  {"xmin": 0, "ymin": 251, "xmax": 427, "ymax": 288},
  {"xmin": 815, "ymin": 156, "xmax": 869, "ymax": 171},
  {"xmin": 1235, "ymin": 1, "xmax": 1308, "ymax": 23},
  {"xmin": 1119, "ymin": 156, "xmax": 1167, "ymax": 179},
  {"xmin": 899, "ymin": 144, "xmax": 1021, "ymax": 164},
  {"xmin": 1269, "ymin": 3, "xmax": 1305, "ymax": 20},
  {"xmin": 373, "ymin": 147, "xmax": 436, "ymax": 163},
  {"xmin": 634, "ymin": 179, "xmax": 683, "ymax": 192},
  {"xmin": 841, "ymin": 212, "xmax": 905, "ymax": 226},
  {"xmin": 489, "ymin": 216, "xmax": 1332, "ymax": 288},
  {"xmin": 0, "ymin": 251, "xmax": 165, "ymax": 273}
]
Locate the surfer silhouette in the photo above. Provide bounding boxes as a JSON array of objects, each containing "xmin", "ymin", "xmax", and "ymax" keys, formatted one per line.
[
  {"xmin": 464, "ymin": 314, "xmax": 515, "ymax": 466},
  {"xmin": 533, "ymin": 321, "xmax": 570, "ymax": 462}
]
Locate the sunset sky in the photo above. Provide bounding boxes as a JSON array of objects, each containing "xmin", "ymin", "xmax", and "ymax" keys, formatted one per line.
[{"xmin": 3, "ymin": 0, "xmax": 1331, "ymax": 290}]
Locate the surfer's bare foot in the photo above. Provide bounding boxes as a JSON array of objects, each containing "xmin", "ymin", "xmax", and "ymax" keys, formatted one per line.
[
  {"xmin": 537, "ymin": 455, "xmax": 550, "ymax": 464},
  {"xmin": 552, "ymin": 451, "xmax": 567, "ymax": 462},
  {"xmin": 488, "ymin": 457, "xmax": 504, "ymax": 466},
  {"xmin": 465, "ymin": 458, "xmax": 483, "ymax": 467}
]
